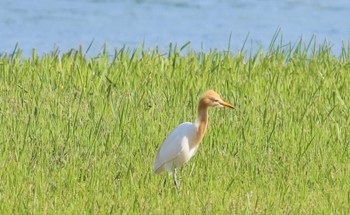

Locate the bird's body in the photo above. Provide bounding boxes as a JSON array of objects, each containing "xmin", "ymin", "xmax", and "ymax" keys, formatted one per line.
[
  {"xmin": 153, "ymin": 90, "xmax": 235, "ymax": 188},
  {"xmin": 154, "ymin": 122, "xmax": 198, "ymax": 174}
]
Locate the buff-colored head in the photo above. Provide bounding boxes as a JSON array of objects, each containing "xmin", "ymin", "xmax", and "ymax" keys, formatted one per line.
[{"xmin": 200, "ymin": 90, "xmax": 235, "ymax": 109}]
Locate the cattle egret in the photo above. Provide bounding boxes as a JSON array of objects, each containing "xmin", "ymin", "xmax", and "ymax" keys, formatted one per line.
[{"xmin": 153, "ymin": 90, "xmax": 235, "ymax": 188}]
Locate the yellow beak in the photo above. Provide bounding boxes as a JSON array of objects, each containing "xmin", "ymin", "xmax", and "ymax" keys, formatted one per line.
[{"xmin": 219, "ymin": 101, "xmax": 235, "ymax": 109}]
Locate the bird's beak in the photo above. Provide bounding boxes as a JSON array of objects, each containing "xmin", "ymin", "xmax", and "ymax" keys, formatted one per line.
[{"xmin": 219, "ymin": 100, "xmax": 235, "ymax": 109}]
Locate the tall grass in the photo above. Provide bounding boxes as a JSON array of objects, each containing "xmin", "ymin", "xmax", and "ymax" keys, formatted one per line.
[{"xmin": 0, "ymin": 39, "xmax": 349, "ymax": 214}]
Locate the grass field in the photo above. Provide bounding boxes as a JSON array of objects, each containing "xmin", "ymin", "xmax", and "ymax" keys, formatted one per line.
[{"xmin": 0, "ymin": 40, "xmax": 349, "ymax": 214}]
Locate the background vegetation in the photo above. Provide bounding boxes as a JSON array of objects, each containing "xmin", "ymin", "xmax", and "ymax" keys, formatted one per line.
[{"xmin": 0, "ymin": 40, "xmax": 349, "ymax": 214}]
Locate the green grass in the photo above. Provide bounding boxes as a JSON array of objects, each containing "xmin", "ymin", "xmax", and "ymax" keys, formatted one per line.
[{"xmin": 0, "ymin": 40, "xmax": 349, "ymax": 214}]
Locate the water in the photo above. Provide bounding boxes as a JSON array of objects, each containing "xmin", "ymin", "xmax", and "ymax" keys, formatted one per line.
[{"xmin": 1, "ymin": 0, "xmax": 349, "ymax": 56}]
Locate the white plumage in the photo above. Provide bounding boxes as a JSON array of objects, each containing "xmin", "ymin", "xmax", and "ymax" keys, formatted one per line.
[{"xmin": 153, "ymin": 122, "xmax": 199, "ymax": 174}]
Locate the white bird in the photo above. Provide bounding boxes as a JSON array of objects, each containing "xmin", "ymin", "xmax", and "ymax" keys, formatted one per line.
[{"xmin": 153, "ymin": 90, "xmax": 235, "ymax": 188}]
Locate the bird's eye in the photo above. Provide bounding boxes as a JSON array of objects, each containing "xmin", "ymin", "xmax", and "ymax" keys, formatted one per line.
[{"xmin": 211, "ymin": 99, "xmax": 219, "ymax": 102}]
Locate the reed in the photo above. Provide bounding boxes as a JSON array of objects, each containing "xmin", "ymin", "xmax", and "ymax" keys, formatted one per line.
[{"xmin": 0, "ymin": 38, "xmax": 349, "ymax": 214}]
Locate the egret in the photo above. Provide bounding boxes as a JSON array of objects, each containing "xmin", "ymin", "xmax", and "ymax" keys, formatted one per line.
[{"xmin": 153, "ymin": 90, "xmax": 235, "ymax": 188}]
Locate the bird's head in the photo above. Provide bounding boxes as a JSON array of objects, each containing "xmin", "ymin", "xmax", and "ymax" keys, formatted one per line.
[{"xmin": 201, "ymin": 90, "xmax": 235, "ymax": 109}]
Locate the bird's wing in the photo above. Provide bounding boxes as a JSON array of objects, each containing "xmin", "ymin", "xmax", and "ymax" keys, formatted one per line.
[{"xmin": 153, "ymin": 122, "xmax": 197, "ymax": 173}]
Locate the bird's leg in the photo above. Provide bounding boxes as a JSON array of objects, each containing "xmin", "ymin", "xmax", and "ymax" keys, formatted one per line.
[
  {"xmin": 173, "ymin": 168, "xmax": 179, "ymax": 189},
  {"xmin": 163, "ymin": 176, "xmax": 167, "ymax": 187}
]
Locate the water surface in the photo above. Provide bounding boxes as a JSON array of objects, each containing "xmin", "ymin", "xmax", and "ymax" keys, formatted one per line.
[{"xmin": 1, "ymin": 0, "xmax": 349, "ymax": 56}]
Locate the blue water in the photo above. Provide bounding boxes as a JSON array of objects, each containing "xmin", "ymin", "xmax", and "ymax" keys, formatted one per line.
[{"xmin": 1, "ymin": 0, "xmax": 349, "ymax": 56}]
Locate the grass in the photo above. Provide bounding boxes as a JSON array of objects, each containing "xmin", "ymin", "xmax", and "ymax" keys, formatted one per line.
[{"xmin": 0, "ymin": 39, "xmax": 349, "ymax": 214}]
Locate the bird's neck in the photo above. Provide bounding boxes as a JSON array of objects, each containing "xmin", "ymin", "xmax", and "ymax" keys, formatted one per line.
[{"xmin": 194, "ymin": 100, "xmax": 208, "ymax": 146}]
